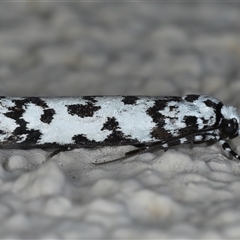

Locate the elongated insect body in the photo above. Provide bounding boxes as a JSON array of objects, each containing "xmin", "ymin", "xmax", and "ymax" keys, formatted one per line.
[{"xmin": 0, "ymin": 95, "xmax": 239, "ymax": 161}]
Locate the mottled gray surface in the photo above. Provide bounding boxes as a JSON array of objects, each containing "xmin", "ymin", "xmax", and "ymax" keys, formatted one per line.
[{"xmin": 1, "ymin": 2, "xmax": 240, "ymax": 239}]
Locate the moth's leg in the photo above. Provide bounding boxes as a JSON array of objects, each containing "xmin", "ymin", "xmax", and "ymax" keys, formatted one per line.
[
  {"xmin": 124, "ymin": 132, "xmax": 219, "ymax": 157},
  {"xmin": 219, "ymin": 138, "xmax": 240, "ymax": 160},
  {"xmin": 93, "ymin": 133, "xmax": 220, "ymax": 165},
  {"xmin": 93, "ymin": 136, "xmax": 195, "ymax": 166},
  {"xmin": 92, "ymin": 147, "xmax": 151, "ymax": 165},
  {"xmin": 49, "ymin": 146, "xmax": 76, "ymax": 158},
  {"xmin": 133, "ymin": 144, "xmax": 148, "ymax": 148},
  {"xmin": 185, "ymin": 134, "xmax": 240, "ymax": 161},
  {"xmin": 93, "ymin": 135, "xmax": 205, "ymax": 166},
  {"xmin": 150, "ymin": 134, "xmax": 240, "ymax": 162},
  {"xmin": 155, "ymin": 134, "xmax": 240, "ymax": 161}
]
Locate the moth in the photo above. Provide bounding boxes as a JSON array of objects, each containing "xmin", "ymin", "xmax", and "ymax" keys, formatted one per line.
[{"xmin": 0, "ymin": 94, "xmax": 239, "ymax": 164}]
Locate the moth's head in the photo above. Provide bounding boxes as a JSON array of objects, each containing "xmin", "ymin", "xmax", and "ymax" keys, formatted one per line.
[{"xmin": 220, "ymin": 105, "xmax": 240, "ymax": 139}]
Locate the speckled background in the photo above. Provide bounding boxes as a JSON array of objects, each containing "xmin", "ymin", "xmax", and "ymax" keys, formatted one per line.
[{"xmin": 1, "ymin": 2, "xmax": 240, "ymax": 239}]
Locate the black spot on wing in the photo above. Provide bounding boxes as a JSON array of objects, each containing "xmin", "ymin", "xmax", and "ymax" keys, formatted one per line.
[
  {"xmin": 183, "ymin": 116, "xmax": 197, "ymax": 126},
  {"xmin": 178, "ymin": 116, "xmax": 199, "ymax": 136},
  {"xmin": 101, "ymin": 117, "xmax": 134, "ymax": 144},
  {"xmin": 27, "ymin": 97, "xmax": 48, "ymax": 108},
  {"xmin": 72, "ymin": 132, "xmax": 139, "ymax": 146},
  {"xmin": 96, "ymin": 116, "xmax": 139, "ymax": 145},
  {"xmin": 4, "ymin": 100, "xmax": 27, "ymax": 121},
  {"xmin": 184, "ymin": 95, "xmax": 200, "ymax": 102},
  {"xmin": 122, "ymin": 96, "xmax": 139, "ymax": 105},
  {"xmin": 198, "ymin": 98, "xmax": 223, "ymax": 128},
  {"xmin": 3, "ymin": 98, "xmax": 49, "ymax": 145},
  {"xmin": 20, "ymin": 129, "xmax": 42, "ymax": 145},
  {"xmin": 146, "ymin": 99, "xmax": 180, "ymax": 140},
  {"xmin": 147, "ymin": 97, "xmax": 182, "ymax": 116},
  {"xmin": 40, "ymin": 109, "xmax": 56, "ymax": 124},
  {"xmin": 169, "ymin": 105, "xmax": 177, "ymax": 111},
  {"xmin": 146, "ymin": 100, "xmax": 167, "ymax": 119},
  {"xmin": 4, "ymin": 99, "xmax": 31, "ymax": 142},
  {"xmin": 4, "ymin": 109, "xmax": 22, "ymax": 121},
  {"xmin": 204, "ymin": 99, "xmax": 223, "ymax": 127},
  {"xmin": 150, "ymin": 127, "xmax": 173, "ymax": 139},
  {"xmin": 103, "ymin": 131, "xmax": 132, "ymax": 145},
  {"xmin": 204, "ymin": 99, "xmax": 218, "ymax": 108},
  {"xmin": 101, "ymin": 117, "xmax": 120, "ymax": 131},
  {"xmin": 82, "ymin": 96, "xmax": 98, "ymax": 103},
  {"xmin": 154, "ymin": 99, "xmax": 168, "ymax": 112},
  {"xmin": 7, "ymin": 118, "xmax": 42, "ymax": 145},
  {"xmin": 216, "ymin": 102, "xmax": 224, "ymax": 125},
  {"xmin": 4, "ymin": 98, "xmax": 49, "ymax": 122},
  {"xmin": 12, "ymin": 97, "xmax": 48, "ymax": 108},
  {"xmin": 72, "ymin": 134, "xmax": 97, "ymax": 146},
  {"xmin": 67, "ymin": 102, "xmax": 101, "ymax": 118}
]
